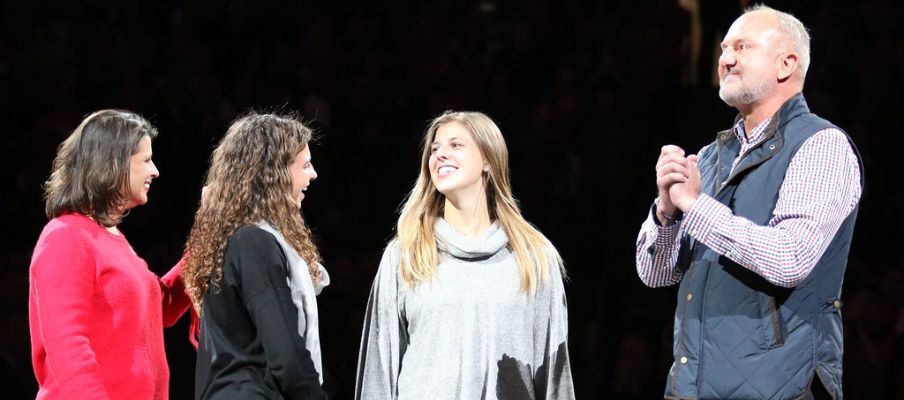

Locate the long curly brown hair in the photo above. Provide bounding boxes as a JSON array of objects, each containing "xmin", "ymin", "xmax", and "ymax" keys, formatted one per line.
[{"xmin": 182, "ymin": 112, "xmax": 321, "ymax": 311}]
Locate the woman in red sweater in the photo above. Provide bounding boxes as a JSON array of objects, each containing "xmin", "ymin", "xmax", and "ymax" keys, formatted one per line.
[{"xmin": 28, "ymin": 109, "xmax": 192, "ymax": 399}]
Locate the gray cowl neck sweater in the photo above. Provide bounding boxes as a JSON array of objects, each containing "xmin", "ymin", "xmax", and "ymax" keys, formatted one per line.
[
  {"xmin": 436, "ymin": 218, "xmax": 508, "ymax": 261},
  {"xmin": 355, "ymin": 218, "xmax": 575, "ymax": 400}
]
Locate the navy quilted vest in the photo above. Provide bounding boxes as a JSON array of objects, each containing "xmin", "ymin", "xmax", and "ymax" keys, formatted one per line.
[{"xmin": 665, "ymin": 94, "xmax": 863, "ymax": 400}]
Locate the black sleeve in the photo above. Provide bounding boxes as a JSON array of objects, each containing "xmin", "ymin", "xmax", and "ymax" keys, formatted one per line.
[{"xmin": 225, "ymin": 226, "xmax": 327, "ymax": 400}]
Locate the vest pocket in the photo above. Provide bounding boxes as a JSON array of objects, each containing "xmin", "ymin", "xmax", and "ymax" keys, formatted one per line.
[{"xmin": 756, "ymin": 295, "xmax": 785, "ymax": 350}]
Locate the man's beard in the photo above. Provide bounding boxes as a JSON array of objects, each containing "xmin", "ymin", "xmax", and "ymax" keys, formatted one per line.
[{"xmin": 719, "ymin": 74, "xmax": 776, "ymax": 107}]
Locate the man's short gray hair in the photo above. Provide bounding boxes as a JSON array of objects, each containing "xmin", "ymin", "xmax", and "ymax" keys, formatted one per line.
[{"xmin": 745, "ymin": 4, "xmax": 811, "ymax": 80}]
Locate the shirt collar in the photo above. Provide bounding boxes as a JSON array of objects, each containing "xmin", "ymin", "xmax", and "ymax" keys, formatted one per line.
[{"xmin": 734, "ymin": 117, "xmax": 773, "ymax": 145}]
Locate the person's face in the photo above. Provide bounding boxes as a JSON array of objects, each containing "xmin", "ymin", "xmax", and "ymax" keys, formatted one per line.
[
  {"xmin": 428, "ymin": 122, "xmax": 488, "ymax": 198},
  {"xmin": 289, "ymin": 145, "xmax": 317, "ymax": 207},
  {"xmin": 125, "ymin": 135, "xmax": 159, "ymax": 210},
  {"xmin": 718, "ymin": 11, "xmax": 783, "ymax": 107}
]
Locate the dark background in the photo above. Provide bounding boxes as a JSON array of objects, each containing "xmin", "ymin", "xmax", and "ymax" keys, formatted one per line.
[{"xmin": 1, "ymin": 0, "xmax": 901, "ymax": 398}]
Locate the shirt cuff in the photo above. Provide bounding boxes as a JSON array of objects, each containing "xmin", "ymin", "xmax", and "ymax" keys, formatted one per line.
[{"xmin": 650, "ymin": 200, "xmax": 681, "ymax": 239}]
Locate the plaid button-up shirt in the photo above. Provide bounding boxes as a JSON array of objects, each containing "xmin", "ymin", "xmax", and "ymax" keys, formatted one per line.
[{"xmin": 636, "ymin": 117, "xmax": 862, "ymax": 288}]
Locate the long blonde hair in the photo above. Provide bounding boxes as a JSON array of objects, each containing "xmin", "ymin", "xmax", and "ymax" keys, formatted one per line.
[
  {"xmin": 396, "ymin": 111, "xmax": 563, "ymax": 294},
  {"xmin": 182, "ymin": 112, "xmax": 321, "ymax": 311}
]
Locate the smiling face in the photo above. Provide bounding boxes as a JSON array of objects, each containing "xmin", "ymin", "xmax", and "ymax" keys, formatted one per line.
[
  {"xmin": 428, "ymin": 121, "xmax": 488, "ymax": 199},
  {"xmin": 124, "ymin": 134, "xmax": 159, "ymax": 210},
  {"xmin": 289, "ymin": 145, "xmax": 317, "ymax": 207},
  {"xmin": 718, "ymin": 11, "xmax": 784, "ymax": 107}
]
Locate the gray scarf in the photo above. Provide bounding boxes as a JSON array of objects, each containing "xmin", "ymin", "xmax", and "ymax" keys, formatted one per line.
[{"xmin": 256, "ymin": 221, "xmax": 330, "ymax": 383}]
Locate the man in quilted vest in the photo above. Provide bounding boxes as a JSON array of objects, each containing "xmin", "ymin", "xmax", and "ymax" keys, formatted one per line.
[{"xmin": 635, "ymin": 5, "xmax": 863, "ymax": 400}]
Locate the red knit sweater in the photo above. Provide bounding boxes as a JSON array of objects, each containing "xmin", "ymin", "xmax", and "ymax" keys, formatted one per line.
[{"xmin": 28, "ymin": 213, "xmax": 191, "ymax": 399}]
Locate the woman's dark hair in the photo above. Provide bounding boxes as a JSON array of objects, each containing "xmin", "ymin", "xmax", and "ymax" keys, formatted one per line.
[{"xmin": 44, "ymin": 109, "xmax": 158, "ymax": 227}]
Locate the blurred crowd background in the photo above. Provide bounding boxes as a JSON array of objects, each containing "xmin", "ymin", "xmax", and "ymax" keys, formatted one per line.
[{"xmin": 1, "ymin": 0, "xmax": 901, "ymax": 398}]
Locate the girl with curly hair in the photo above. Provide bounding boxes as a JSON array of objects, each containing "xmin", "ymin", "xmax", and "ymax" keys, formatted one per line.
[
  {"xmin": 29, "ymin": 109, "xmax": 191, "ymax": 399},
  {"xmin": 182, "ymin": 112, "xmax": 327, "ymax": 400},
  {"xmin": 355, "ymin": 111, "xmax": 575, "ymax": 399}
]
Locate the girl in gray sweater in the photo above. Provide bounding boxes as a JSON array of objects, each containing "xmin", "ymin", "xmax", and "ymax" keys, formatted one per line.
[{"xmin": 355, "ymin": 111, "xmax": 575, "ymax": 400}]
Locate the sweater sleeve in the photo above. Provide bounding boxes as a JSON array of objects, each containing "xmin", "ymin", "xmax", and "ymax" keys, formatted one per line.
[
  {"xmin": 533, "ymin": 256, "xmax": 575, "ymax": 399},
  {"xmin": 29, "ymin": 226, "xmax": 112, "ymax": 400},
  {"xmin": 227, "ymin": 227, "xmax": 326, "ymax": 400},
  {"xmin": 354, "ymin": 242, "xmax": 407, "ymax": 400},
  {"xmin": 159, "ymin": 253, "xmax": 192, "ymax": 327}
]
